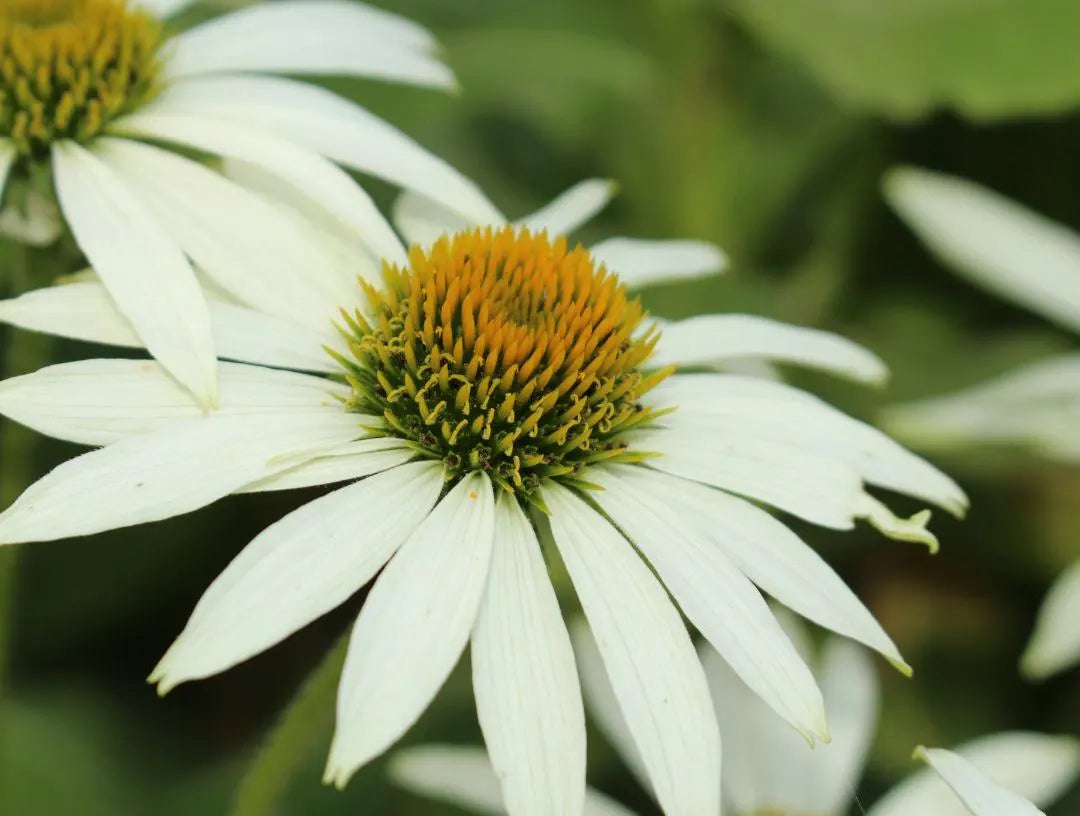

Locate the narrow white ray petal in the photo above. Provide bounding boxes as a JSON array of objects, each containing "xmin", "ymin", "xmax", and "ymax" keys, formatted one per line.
[
  {"xmin": 0, "ymin": 281, "xmax": 342, "ymax": 372},
  {"xmin": 0, "ymin": 140, "xmax": 15, "ymax": 202},
  {"xmin": 569, "ymin": 619, "xmax": 652, "ymax": 795},
  {"xmin": 393, "ymin": 190, "xmax": 477, "ymax": 248},
  {"xmin": 868, "ymin": 733, "xmax": 1080, "ymax": 816},
  {"xmin": 516, "ymin": 180, "xmax": 616, "ymax": 237},
  {"xmin": 164, "ymin": 1, "xmax": 453, "ymax": 88},
  {"xmin": 95, "ymin": 137, "xmax": 355, "ymax": 327},
  {"xmin": 238, "ymin": 443, "xmax": 410, "ymax": 494},
  {"xmin": 0, "ymin": 359, "xmax": 346, "ymax": 447},
  {"xmin": 638, "ymin": 424, "xmax": 864, "ymax": 529},
  {"xmin": 652, "ymin": 314, "xmax": 888, "ymax": 385},
  {"xmin": 111, "ymin": 112, "xmax": 406, "ymax": 264},
  {"xmin": 616, "ymin": 465, "xmax": 908, "ymax": 672},
  {"xmin": 589, "ymin": 238, "xmax": 727, "ymax": 289},
  {"xmin": 915, "ymin": 747, "xmax": 1046, "ymax": 816},
  {"xmin": 884, "ymin": 167, "xmax": 1080, "ymax": 334},
  {"xmin": 135, "ymin": 0, "xmax": 195, "ymax": 16},
  {"xmin": 389, "ymin": 745, "xmax": 638, "ymax": 816},
  {"xmin": 0, "ymin": 185, "xmax": 64, "ymax": 247},
  {"xmin": 472, "ymin": 494, "xmax": 586, "ymax": 816},
  {"xmin": 151, "ymin": 461, "xmax": 443, "ymax": 692},
  {"xmin": 325, "ymin": 473, "xmax": 496, "ymax": 787},
  {"xmin": 659, "ymin": 373, "xmax": 968, "ymax": 517},
  {"xmin": 591, "ymin": 466, "xmax": 827, "ymax": 743},
  {"xmin": 52, "ymin": 141, "xmax": 217, "ymax": 407},
  {"xmin": 0, "ymin": 410, "xmax": 363, "ymax": 545},
  {"xmin": 544, "ymin": 482, "xmax": 721, "ymax": 816},
  {"xmin": 153, "ymin": 75, "xmax": 503, "ymax": 224},
  {"xmin": 1021, "ymin": 561, "xmax": 1080, "ymax": 679}
]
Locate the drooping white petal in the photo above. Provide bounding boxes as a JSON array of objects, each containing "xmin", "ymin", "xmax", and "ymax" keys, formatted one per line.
[
  {"xmin": 325, "ymin": 473, "xmax": 496, "ymax": 787},
  {"xmin": 516, "ymin": 180, "xmax": 616, "ymax": 237},
  {"xmin": 0, "ymin": 281, "xmax": 342, "ymax": 373},
  {"xmin": 111, "ymin": 111, "xmax": 406, "ymax": 264},
  {"xmin": 0, "ymin": 186, "xmax": 64, "ymax": 247},
  {"xmin": 95, "ymin": 137, "xmax": 356, "ymax": 327},
  {"xmin": 589, "ymin": 237, "xmax": 727, "ymax": 289},
  {"xmin": 164, "ymin": 1, "xmax": 453, "ymax": 88},
  {"xmin": 0, "ymin": 359, "xmax": 347, "ymax": 447},
  {"xmin": 0, "ymin": 410, "xmax": 363, "ymax": 545},
  {"xmin": 388, "ymin": 745, "xmax": 638, "ymax": 816},
  {"xmin": 471, "ymin": 494, "xmax": 585, "ymax": 816},
  {"xmin": 884, "ymin": 167, "xmax": 1080, "ymax": 334},
  {"xmin": 0, "ymin": 140, "xmax": 15, "ymax": 202},
  {"xmin": 652, "ymin": 314, "xmax": 888, "ymax": 385},
  {"xmin": 914, "ymin": 748, "xmax": 1046, "ymax": 816},
  {"xmin": 393, "ymin": 190, "xmax": 477, "ymax": 248},
  {"xmin": 51, "ymin": 141, "xmax": 217, "ymax": 407},
  {"xmin": 544, "ymin": 482, "xmax": 721, "ymax": 816},
  {"xmin": 591, "ymin": 465, "xmax": 827, "ymax": 743},
  {"xmin": 238, "ymin": 441, "xmax": 410, "ymax": 493},
  {"xmin": 613, "ymin": 465, "xmax": 908, "ymax": 672},
  {"xmin": 1021, "ymin": 561, "xmax": 1080, "ymax": 679},
  {"xmin": 152, "ymin": 75, "xmax": 503, "ymax": 225},
  {"xmin": 868, "ymin": 733, "xmax": 1080, "ymax": 816},
  {"xmin": 151, "ymin": 461, "xmax": 443, "ymax": 693}
]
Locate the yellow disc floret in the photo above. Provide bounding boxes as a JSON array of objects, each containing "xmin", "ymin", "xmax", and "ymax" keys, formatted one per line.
[
  {"xmin": 0, "ymin": 0, "xmax": 162, "ymax": 158},
  {"xmin": 335, "ymin": 226, "xmax": 672, "ymax": 497}
]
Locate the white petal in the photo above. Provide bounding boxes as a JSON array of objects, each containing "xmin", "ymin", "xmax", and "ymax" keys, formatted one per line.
[
  {"xmin": 471, "ymin": 494, "xmax": 585, "ymax": 816},
  {"xmin": 869, "ymin": 733, "xmax": 1080, "ymax": 816},
  {"xmin": 393, "ymin": 190, "xmax": 477, "ymax": 248},
  {"xmin": 543, "ymin": 482, "xmax": 721, "ymax": 816},
  {"xmin": 652, "ymin": 314, "xmax": 888, "ymax": 385},
  {"xmin": 95, "ymin": 137, "xmax": 356, "ymax": 327},
  {"xmin": 589, "ymin": 238, "xmax": 727, "ymax": 289},
  {"xmin": 151, "ymin": 461, "xmax": 443, "ymax": 693},
  {"xmin": 111, "ymin": 111, "xmax": 406, "ymax": 265},
  {"xmin": 153, "ymin": 75, "xmax": 503, "ymax": 224},
  {"xmin": 238, "ymin": 441, "xmax": 411, "ymax": 493},
  {"xmin": 613, "ymin": 465, "xmax": 908, "ymax": 672},
  {"xmin": 0, "ymin": 186, "xmax": 64, "ymax": 247},
  {"xmin": 591, "ymin": 466, "xmax": 827, "ymax": 743},
  {"xmin": 516, "ymin": 180, "xmax": 616, "ymax": 237},
  {"xmin": 52, "ymin": 141, "xmax": 217, "ymax": 407},
  {"xmin": 325, "ymin": 472, "xmax": 496, "ymax": 787},
  {"xmin": 915, "ymin": 748, "xmax": 1046, "ymax": 816},
  {"xmin": 164, "ymin": 1, "xmax": 453, "ymax": 88},
  {"xmin": 135, "ymin": 0, "xmax": 195, "ymax": 17},
  {"xmin": 388, "ymin": 745, "xmax": 638, "ymax": 816},
  {"xmin": 0, "ymin": 140, "xmax": 15, "ymax": 202},
  {"xmin": 638, "ymin": 422, "xmax": 864, "ymax": 529},
  {"xmin": 1021, "ymin": 561, "xmax": 1080, "ymax": 679},
  {"xmin": 0, "ymin": 410, "xmax": 363, "ymax": 545},
  {"xmin": 884, "ymin": 167, "xmax": 1080, "ymax": 334},
  {"xmin": 0, "ymin": 358, "xmax": 347, "ymax": 447},
  {"xmin": 0, "ymin": 281, "xmax": 342, "ymax": 372}
]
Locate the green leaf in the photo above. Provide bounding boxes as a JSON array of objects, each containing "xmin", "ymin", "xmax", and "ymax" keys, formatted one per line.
[{"xmin": 726, "ymin": 0, "xmax": 1080, "ymax": 121}]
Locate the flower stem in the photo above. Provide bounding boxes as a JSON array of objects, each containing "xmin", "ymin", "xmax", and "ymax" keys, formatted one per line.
[{"xmin": 230, "ymin": 633, "xmax": 349, "ymax": 816}]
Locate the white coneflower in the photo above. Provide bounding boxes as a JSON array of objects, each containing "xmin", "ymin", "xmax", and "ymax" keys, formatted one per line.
[
  {"xmin": 391, "ymin": 619, "xmax": 1080, "ymax": 816},
  {"xmin": 883, "ymin": 167, "xmax": 1080, "ymax": 680},
  {"xmin": 0, "ymin": 182, "xmax": 963, "ymax": 816},
  {"xmin": 0, "ymin": 0, "xmax": 501, "ymax": 407}
]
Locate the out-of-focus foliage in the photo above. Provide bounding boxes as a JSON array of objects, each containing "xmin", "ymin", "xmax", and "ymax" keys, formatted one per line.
[{"xmin": 2, "ymin": 0, "xmax": 1080, "ymax": 814}]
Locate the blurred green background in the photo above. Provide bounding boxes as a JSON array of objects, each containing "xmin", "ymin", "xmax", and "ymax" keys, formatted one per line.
[{"xmin": 2, "ymin": 0, "xmax": 1080, "ymax": 813}]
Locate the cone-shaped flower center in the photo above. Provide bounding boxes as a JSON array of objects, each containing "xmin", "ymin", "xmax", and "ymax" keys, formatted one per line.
[
  {"xmin": 0, "ymin": 0, "xmax": 162, "ymax": 158},
  {"xmin": 337, "ymin": 226, "xmax": 671, "ymax": 497}
]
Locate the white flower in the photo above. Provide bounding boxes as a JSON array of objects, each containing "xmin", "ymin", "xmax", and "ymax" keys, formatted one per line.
[
  {"xmin": 0, "ymin": 0, "xmax": 502, "ymax": 408},
  {"xmin": 882, "ymin": 167, "xmax": 1080, "ymax": 679},
  {"xmin": 0, "ymin": 182, "xmax": 964, "ymax": 816},
  {"xmin": 391, "ymin": 618, "xmax": 1080, "ymax": 816}
]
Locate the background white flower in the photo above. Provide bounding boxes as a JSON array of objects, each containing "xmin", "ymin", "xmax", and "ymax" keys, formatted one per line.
[{"xmin": 883, "ymin": 168, "xmax": 1080, "ymax": 679}]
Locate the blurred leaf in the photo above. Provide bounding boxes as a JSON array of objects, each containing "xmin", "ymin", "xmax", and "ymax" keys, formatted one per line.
[{"xmin": 726, "ymin": 0, "xmax": 1080, "ymax": 121}]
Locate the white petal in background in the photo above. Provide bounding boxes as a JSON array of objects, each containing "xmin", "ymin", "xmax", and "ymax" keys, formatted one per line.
[
  {"xmin": 471, "ymin": 495, "xmax": 586, "ymax": 816},
  {"xmin": 884, "ymin": 167, "xmax": 1080, "ymax": 335},
  {"xmin": 0, "ymin": 140, "xmax": 16, "ymax": 202},
  {"xmin": 392, "ymin": 190, "xmax": 476, "ymax": 248},
  {"xmin": 52, "ymin": 141, "xmax": 218, "ymax": 407},
  {"xmin": 589, "ymin": 237, "xmax": 727, "ymax": 289},
  {"xmin": 516, "ymin": 179, "xmax": 616, "ymax": 237},
  {"xmin": 163, "ymin": 0, "xmax": 454, "ymax": 88},
  {"xmin": 544, "ymin": 483, "xmax": 721, "ymax": 816},
  {"xmin": 868, "ymin": 732, "xmax": 1080, "ymax": 816},
  {"xmin": 135, "ymin": 0, "xmax": 196, "ymax": 17},
  {"xmin": 1021, "ymin": 560, "xmax": 1080, "ymax": 680},
  {"xmin": 326, "ymin": 473, "xmax": 496, "ymax": 787},
  {"xmin": 914, "ymin": 748, "xmax": 1046, "ymax": 816},
  {"xmin": 151, "ymin": 461, "xmax": 444, "ymax": 693}
]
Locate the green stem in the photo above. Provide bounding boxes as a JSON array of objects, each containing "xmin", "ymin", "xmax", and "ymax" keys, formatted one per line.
[{"xmin": 230, "ymin": 633, "xmax": 349, "ymax": 816}]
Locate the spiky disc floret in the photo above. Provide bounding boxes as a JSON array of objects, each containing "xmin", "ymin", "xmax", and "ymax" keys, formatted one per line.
[
  {"xmin": 334, "ymin": 226, "xmax": 672, "ymax": 498},
  {"xmin": 0, "ymin": 0, "xmax": 162, "ymax": 159}
]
